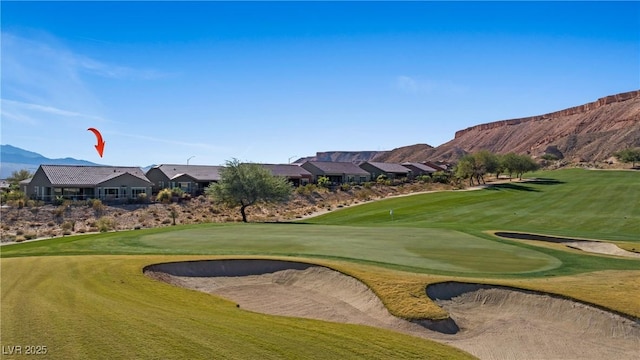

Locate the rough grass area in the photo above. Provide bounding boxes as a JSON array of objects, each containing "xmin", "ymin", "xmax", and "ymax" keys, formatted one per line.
[{"xmin": 0, "ymin": 256, "xmax": 475, "ymax": 360}]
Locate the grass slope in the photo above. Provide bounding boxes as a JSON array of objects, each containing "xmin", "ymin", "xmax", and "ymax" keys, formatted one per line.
[
  {"xmin": 0, "ymin": 256, "xmax": 475, "ymax": 360},
  {"xmin": 306, "ymin": 169, "xmax": 640, "ymax": 241}
]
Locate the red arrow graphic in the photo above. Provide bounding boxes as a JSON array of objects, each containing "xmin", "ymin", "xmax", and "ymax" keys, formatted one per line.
[{"xmin": 87, "ymin": 128, "xmax": 105, "ymax": 158}]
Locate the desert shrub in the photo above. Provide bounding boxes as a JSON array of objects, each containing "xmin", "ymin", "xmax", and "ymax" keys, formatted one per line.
[
  {"xmin": 137, "ymin": 193, "xmax": 148, "ymax": 204},
  {"xmin": 355, "ymin": 189, "xmax": 373, "ymax": 201},
  {"xmin": 432, "ymin": 171, "xmax": 451, "ymax": 184},
  {"xmin": 96, "ymin": 217, "xmax": 115, "ymax": 232},
  {"xmin": 8, "ymin": 198, "xmax": 26, "ymax": 209},
  {"xmin": 3, "ymin": 234, "xmax": 16, "ymax": 242},
  {"xmin": 62, "ymin": 230, "xmax": 72, "ymax": 236},
  {"xmin": 6, "ymin": 190, "xmax": 26, "ymax": 202},
  {"xmin": 416, "ymin": 175, "xmax": 432, "ymax": 183},
  {"xmin": 53, "ymin": 206, "xmax": 65, "ymax": 218},
  {"xmin": 363, "ymin": 181, "xmax": 373, "ymax": 189},
  {"xmin": 168, "ymin": 206, "xmax": 178, "ymax": 225},
  {"xmin": 16, "ymin": 229, "xmax": 24, "ymax": 236},
  {"xmin": 170, "ymin": 187, "xmax": 185, "ymax": 200},
  {"xmin": 61, "ymin": 221, "xmax": 75, "ymax": 232},
  {"xmin": 339, "ymin": 183, "xmax": 351, "ymax": 192},
  {"xmin": 161, "ymin": 219, "xmax": 171, "ymax": 225},
  {"xmin": 157, "ymin": 188, "xmax": 172, "ymax": 204},
  {"xmin": 26, "ymin": 199, "xmax": 42, "ymax": 208},
  {"xmin": 91, "ymin": 199, "xmax": 105, "ymax": 217},
  {"xmin": 317, "ymin": 176, "xmax": 330, "ymax": 188},
  {"xmin": 295, "ymin": 183, "xmax": 318, "ymax": 196},
  {"xmin": 376, "ymin": 174, "xmax": 388, "ymax": 184},
  {"xmin": 23, "ymin": 233, "xmax": 37, "ymax": 240}
]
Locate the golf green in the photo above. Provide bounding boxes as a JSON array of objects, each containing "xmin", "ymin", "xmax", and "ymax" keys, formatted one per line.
[{"xmin": 136, "ymin": 224, "xmax": 560, "ymax": 274}]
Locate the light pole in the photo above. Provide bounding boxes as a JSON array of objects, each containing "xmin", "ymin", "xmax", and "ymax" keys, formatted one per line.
[
  {"xmin": 288, "ymin": 155, "xmax": 297, "ymax": 164},
  {"xmin": 187, "ymin": 156, "xmax": 195, "ymax": 165}
]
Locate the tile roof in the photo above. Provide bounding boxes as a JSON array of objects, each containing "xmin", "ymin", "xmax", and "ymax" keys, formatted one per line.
[
  {"xmin": 152, "ymin": 164, "xmax": 222, "ymax": 181},
  {"xmin": 261, "ymin": 164, "xmax": 312, "ymax": 178},
  {"xmin": 41, "ymin": 165, "xmax": 151, "ymax": 186},
  {"xmin": 401, "ymin": 162, "xmax": 438, "ymax": 172},
  {"xmin": 363, "ymin": 162, "xmax": 411, "ymax": 174},
  {"xmin": 304, "ymin": 161, "xmax": 370, "ymax": 175}
]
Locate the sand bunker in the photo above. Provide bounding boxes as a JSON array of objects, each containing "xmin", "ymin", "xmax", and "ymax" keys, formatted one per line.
[
  {"xmin": 495, "ymin": 232, "xmax": 640, "ymax": 259},
  {"xmin": 145, "ymin": 259, "xmax": 640, "ymax": 360}
]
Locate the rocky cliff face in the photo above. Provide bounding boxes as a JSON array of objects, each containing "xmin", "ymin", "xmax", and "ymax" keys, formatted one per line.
[
  {"xmin": 295, "ymin": 151, "xmax": 388, "ymax": 164},
  {"xmin": 379, "ymin": 90, "xmax": 640, "ymax": 163}
]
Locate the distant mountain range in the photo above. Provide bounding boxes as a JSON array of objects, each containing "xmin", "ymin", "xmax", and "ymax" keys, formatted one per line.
[
  {"xmin": 0, "ymin": 145, "xmax": 102, "ymax": 178},
  {"xmin": 296, "ymin": 90, "xmax": 640, "ymax": 165}
]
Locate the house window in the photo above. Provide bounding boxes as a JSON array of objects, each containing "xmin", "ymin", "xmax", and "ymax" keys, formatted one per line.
[
  {"xmin": 359, "ymin": 177, "xmax": 367, "ymax": 183},
  {"xmin": 179, "ymin": 182, "xmax": 191, "ymax": 192},
  {"xmin": 158, "ymin": 181, "xmax": 164, "ymax": 188},
  {"xmin": 131, "ymin": 187, "xmax": 147, "ymax": 197},
  {"xmin": 34, "ymin": 186, "xmax": 39, "ymax": 195},
  {"xmin": 104, "ymin": 187, "xmax": 120, "ymax": 198}
]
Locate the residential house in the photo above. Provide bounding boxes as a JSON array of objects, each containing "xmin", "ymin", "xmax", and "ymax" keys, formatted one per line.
[
  {"xmin": 22, "ymin": 165, "xmax": 152, "ymax": 202},
  {"xmin": 260, "ymin": 164, "xmax": 313, "ymax": 186},
  {"xmin": 300, "ymin": 161, "xmax": 370, "ymax": 185},
  {"xmin": 424, "ymin": 161, "xmax": 450, "ymax": 172},
  {"xmin": 145, "ymin": 164, "xmax": 222, "ymax": 195},
  {"xmin": 359, "ymin": 162, "xmax": 412, "ymax": 180},
  {"xmin": 401, "ymin": 162, "xmax": 439, "ymax": 178}
]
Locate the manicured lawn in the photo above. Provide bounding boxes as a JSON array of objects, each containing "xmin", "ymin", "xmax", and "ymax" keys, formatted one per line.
[
  {"xmin": 0, "ymin": 224, "xmax": 561, "ymax": 275},
  {"xmin": 306, "ymin": 169, "xmax": 640, "ymax": 242}
]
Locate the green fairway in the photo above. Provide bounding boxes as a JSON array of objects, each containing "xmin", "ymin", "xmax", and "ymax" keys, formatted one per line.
[{"xmin": 306, "ymin": 169, "xmax": 640, "ymax": 241}]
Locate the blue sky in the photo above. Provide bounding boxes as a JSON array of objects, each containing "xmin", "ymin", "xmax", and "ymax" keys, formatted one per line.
[{"xmin": 1, "ymin": 1, "xmax": 638, "ymax": 167}]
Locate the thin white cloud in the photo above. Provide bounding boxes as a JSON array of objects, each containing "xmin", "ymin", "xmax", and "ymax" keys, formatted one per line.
[
  {"xmin": 2, "ymin": 32, "xmax": 172, "ymax": 81},
  {"xmin": 110, "ymin": 131, "xmax": 230, "ymax": 153},
  {"xmin": 396, "ymin": 75, "xmax": 417, "ymax": 93},
  {"xmin": 0, "ymin": 99, "xmax": 106, "ymax": 125},
  {"xmin": 1, "ymin": 99, "xmax": 105, "ymax": 121},
  {"xmin": 74, "ymin": 54, "xmax": 172, "ymax": 80},
  {"xmin": 394, "ymin": 75, "xmax": 468, "ymax": 95}
]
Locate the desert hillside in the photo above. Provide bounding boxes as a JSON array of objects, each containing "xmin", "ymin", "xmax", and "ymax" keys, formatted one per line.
[
  {"xmin": 295, "ymin": 151, "xmax": 387, "ymax": 164},
  {"xmin": 376, "ymin": 90, "xmax": 640, "ymax": 163}
]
